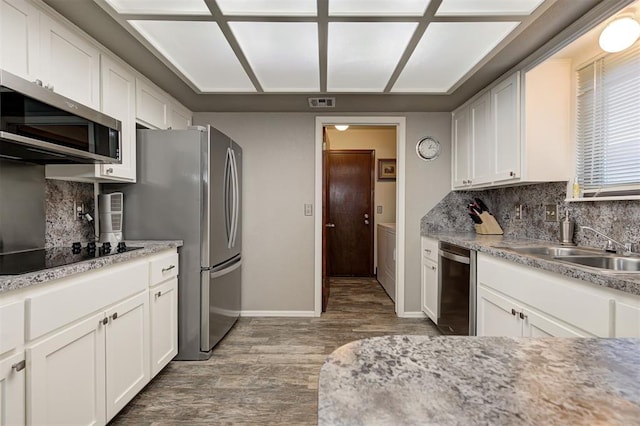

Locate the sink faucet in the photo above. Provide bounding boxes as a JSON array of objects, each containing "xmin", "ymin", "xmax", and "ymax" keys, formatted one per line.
[{"xmin": 580, "ymin": 226, "xmax": 634, "ymax": 255}]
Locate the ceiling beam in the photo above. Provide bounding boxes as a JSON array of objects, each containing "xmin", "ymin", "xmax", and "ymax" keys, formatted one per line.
[{"xmin": 317, "ymin": 0, "xmax": 328, "ymax": 93}]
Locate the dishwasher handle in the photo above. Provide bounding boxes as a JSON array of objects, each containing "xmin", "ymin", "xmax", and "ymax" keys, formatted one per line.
[{"xmin": 439, "ymin": 249, "xmax": 470, "ymax": 265}]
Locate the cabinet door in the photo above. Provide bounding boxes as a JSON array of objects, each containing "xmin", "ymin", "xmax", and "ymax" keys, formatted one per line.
[
  {"xmin": 169, "ymin": 102, "xmax": 192, "ymax": 130},
  {"xmin": 421, "ymin": 256, "xmax": 439, "ymax": 324},
  {"xmin": 100, "ymin": 55, "xmax": 136, "ymax": 181},
  {"xmin": 39, "ymin": 13, "xmax": 101, "ymax": 109},
  {"xmin": 0, "ymin": 352, "xmax": 26, "ymax": 426},
  {"xmin": 470, "ymin": 92, "xmax": 492, "ymax": 185},
  {"xmin": 476, "ymin": 285, "xmax": 522, "ymax": 337},
  {"xmin": 451, "ymin": 106, "xmax": 472, "ymax": 188},
  {"xmin": 523, "ymin": 309, "xmax": 589, "ymax": 337},
  {"xmin": 150, "ymin": 278, "xmax": 178, "ymax": 377},
  {"xmin": 27, "ymin": 312, "xmax": 106, "ymax": 426},
  {"xmin": 615, "ymin": 299, "xmax": 640, "ymax": 337},
  {"xmin": 105, "ymin": 291, "xmax": 150, "ymax": 421},
  {"xmin": 491, "ymin": 72, "xmax": 520, "ymax": 182},
  {"xmin": 136, "ymin": 78, "xmax": 168, "ymax": 129},
  {"xmin": 0, "ymin": 0, "xmax": 39, "ymax": 81}
]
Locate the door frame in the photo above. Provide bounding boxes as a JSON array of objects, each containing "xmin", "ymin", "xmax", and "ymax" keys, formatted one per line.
[
  {"xmin": 326, "ymin": 149, "xmax": 376, "ymax": 277},
  {"xmin": 314, "ymin": 116, "xmax": 407, "ymax": 317}
]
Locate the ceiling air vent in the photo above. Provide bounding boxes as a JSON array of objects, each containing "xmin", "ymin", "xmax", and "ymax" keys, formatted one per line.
[{"xmin": 308, "ymin": 97, "xmax": 336, "ymax": 108}]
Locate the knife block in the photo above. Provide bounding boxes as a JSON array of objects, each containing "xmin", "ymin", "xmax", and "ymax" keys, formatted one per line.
[{"xmin": 474, "ymin": 212, "xmax": 504, "ymax": 235}]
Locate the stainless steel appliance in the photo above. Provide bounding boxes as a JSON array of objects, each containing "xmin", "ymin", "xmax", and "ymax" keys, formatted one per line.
[
  {"xmin": 0, "ymin": 69, "xmax": 120, "ymax": 164},
  {"xmin": 438, "ymin": 242, "xmax": 476, "ymax": 336},
  {"xmin": 113, "ymin": 126, "xmax": 242, "ymax": 360},
  {"xmin": 98, "ymin": 192, "xmax": 124, "ymax": 244}
]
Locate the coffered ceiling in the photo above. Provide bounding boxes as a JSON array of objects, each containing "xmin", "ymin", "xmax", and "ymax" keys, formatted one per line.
[{"xmin": 42, "ymin": 0, "xmax": 605, "ymax": 111}]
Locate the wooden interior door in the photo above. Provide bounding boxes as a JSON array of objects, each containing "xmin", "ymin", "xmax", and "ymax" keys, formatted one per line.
[
  {"xmin": 326, "ymin": 150, "xmax": 375, "ymax": 277},
  {"xmin": 322, "ymin": 130, "xmax": 330, "ymax": 312}
]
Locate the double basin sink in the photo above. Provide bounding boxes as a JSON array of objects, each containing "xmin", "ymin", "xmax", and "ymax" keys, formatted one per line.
[{"xmin": 497, "ymin": 245, "xmax": 640, "ymax": 273}]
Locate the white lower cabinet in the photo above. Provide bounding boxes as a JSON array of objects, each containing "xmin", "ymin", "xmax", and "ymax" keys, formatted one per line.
[
  {"xmin": 0, "ymin": 352, "xmax": 26, "ymax": 426},
  {"xmin": 105, "ymin": 292, "xmax": 150, "ymax": 421},
  {"xmin": 420, "ymin": 237, "xmax": 439, "ymax": 323},
  {"xmin": 149, "ymin": 277, "xmax": 178, "ymax": 377},
  {"xmin": 27, "ymin": 312, "xmax": 107, "ymax": 425}
]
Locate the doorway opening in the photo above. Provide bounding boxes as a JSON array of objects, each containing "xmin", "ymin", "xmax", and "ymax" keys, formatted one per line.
[{"xmin": 314, "ymin": 117, "xmax": 407, "ymax": 317}]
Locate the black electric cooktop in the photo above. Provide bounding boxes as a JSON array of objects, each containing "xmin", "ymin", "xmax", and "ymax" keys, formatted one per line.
[{"xmin": 0, "ymin": 242, "xmax": 142, "ymax": 275}]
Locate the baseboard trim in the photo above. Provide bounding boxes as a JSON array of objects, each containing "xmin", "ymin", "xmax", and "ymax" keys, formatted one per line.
[
  {"xmin": 240, "ymin": 310, "xmax": 316, "ymax": 317},
  {"xmin": 399, "ymin": 311, "xmax": 426, "ymax": 319}
]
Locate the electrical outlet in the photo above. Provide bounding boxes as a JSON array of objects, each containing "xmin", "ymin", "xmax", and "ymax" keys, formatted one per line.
[
  {"xmin": 304, "ymin": 204, "xmax": 313, "ymax": 216},
  {"xmin": 73, "ymin": 201, "xmax": 84, "ymax": 221},
  {"xmin": 545, "ymin": 204, "xmax": 558, "ymax": 222},
  {"xmin": 514, "ymin": 204, "xmax": 523, "ymax": 220},
  {"xmin": 376, "ymin": 205, "xmax": 383, "ymax": 214}
]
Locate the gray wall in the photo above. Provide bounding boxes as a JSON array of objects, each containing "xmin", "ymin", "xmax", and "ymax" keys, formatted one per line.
[
  {"xmin": 194, "ymin": 112, "xmax": 451, "ymax": 314},
  {"xmin": 0, "ymin": 159, "xmax": 95, "ymax": 253}
]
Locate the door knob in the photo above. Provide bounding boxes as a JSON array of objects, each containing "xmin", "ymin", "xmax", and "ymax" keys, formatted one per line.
[
  {"xmin": 364, "ymin": 214, "xmax": 369, "ymax": 219},
  {"xmin": 325, "ymin": 223, "xmax": 335, "ymax": 228},
  {"xmin": 364, "ymin": 220, "xmax": 369, "ymax": 225}
]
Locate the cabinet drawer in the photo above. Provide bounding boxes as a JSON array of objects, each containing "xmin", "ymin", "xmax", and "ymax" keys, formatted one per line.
[
  {"xmin": 26, "ymin": 260, "xmax": 148, "ymax": 341},
  {"xmin": 421, "ymin": 237, "xmax": 439, "ymax": 262},
  {"xmin": 150, "ymin": 252, "xmax": 179, "ymax": 287},
  {"xmin": 477, "ymin": 254, "xmax": 612, "ymax": 337},
  {"xmin": 0, "ymin": 301, "xmax": 24, "ymax": 355}
]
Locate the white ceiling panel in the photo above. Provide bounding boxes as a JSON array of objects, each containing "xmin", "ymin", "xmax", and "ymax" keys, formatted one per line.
[
  {"xmin": 328, "ymin": 22, "xmax": 417, "ymax": 92},
  {"xmin": 229, "ymin": 22, "xmax": 319, "ymax": 91},
  {"xmin": 392, "ymin": 21, "xmax": 519, "ymax": 92},
  {"xmin": 436, "ymin": 0, "xmax": 545, "ymax": 16},
  {"xmin": 104, "ymin": 0, "xmax": 210, "ymax": 15},
  {"xmin": 129, "ymin": 20, "xmax": 256, "ymax": 92},
  {"xmin": 215, "ymin": 0, "xmax": 317, "ymax": 16},
  {"xmin": 328, "ymin": 0, "xmax": 431, "ymax": 17}
]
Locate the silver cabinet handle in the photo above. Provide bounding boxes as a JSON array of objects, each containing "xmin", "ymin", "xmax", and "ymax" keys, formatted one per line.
[
  {"xmin": 511, "ymin": 308, "xmax": 517, "ymax": 316},
  {"xmin": 34, "ymin": 79, "xmax": 43, "ymax": 86},
  {"xmin": 155, "ymin": 291, "xmax": 163, "ymax": 298},
  {"xmin": 325, "ymin": 223, "xmax": 335, "ymax": 228},
  {"xmin": 111, "ymin": 312, "xmax": 118, "ymax": 321},
  {"xmin": 12, "ymin": 360, "xmax": 26, "ymax": 372},
  {"xmin": 510, "ymin": 171, "xmax": 515, "ymax": 177},
  {"xmin": 431, "ymin": 266, "xmax": 436, "ymax": 271},
  {"xmin": 99, "ymin": 317, "xmax": 108, "ymax": 326},
  {"xmin": 519, "ymin": 312, "xmax": 528, "ymax": 320},
  {"xmin": 105, "ymin": 168, "xmax": 114, "ymax": 174},
  {"xmin": 424, "ymin": 249, "xmax": 431, "ymax": 254},
  {"xmin": 162, "ymin": 265, "xmax": 176, "ymax": 273}
]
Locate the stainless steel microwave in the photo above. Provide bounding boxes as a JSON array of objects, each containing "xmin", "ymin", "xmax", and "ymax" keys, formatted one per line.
[{"xmin": 0, "ymin": 69, "xmax": 121, "ymax": 164}]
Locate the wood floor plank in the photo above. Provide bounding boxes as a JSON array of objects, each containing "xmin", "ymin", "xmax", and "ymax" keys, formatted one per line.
[{"xmin": 110, "ymin": 277, "xmax": 440, "ymax": 425}]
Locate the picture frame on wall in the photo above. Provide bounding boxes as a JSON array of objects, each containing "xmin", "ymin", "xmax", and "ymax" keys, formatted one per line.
[{"xmin": 378, "ymin": 158, "xmax": 396, "ymax": 181}]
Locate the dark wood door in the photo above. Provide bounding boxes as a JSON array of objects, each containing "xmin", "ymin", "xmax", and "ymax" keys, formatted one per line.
[
  {"xmin": 322, "ymin": 137, "xmax": 329, "ymax": 312},
  {"xmin": 326, "ymin": 150, "xmax": 375, "ymax": 277}
]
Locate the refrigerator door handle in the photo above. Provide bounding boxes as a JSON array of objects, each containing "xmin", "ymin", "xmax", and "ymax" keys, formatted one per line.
[
  {"xmin": 209, "ymin": 257, "xmax": 242, "ymax": 279},
  {"xmin": 230, "ymin": 148, "xmax": 240, "ymax": 248},
  {"xmin": 224, "ymin": 147, "xmax": 232, "ymax": 247}
]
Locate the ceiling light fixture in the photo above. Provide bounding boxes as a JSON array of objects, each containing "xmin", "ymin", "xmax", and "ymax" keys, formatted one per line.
[
  {"xmin": 598, "ymin": 15, "xmax": 640, "ymax": 53},
  {"xmin": 335, "ymin": 125, "xmax": 349, "ymax": 131}
]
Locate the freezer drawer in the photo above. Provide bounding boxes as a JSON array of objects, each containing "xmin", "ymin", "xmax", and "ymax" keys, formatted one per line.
[{"xmin": 200, "ymin": 257, "xmax": 241, "ymax": 352}]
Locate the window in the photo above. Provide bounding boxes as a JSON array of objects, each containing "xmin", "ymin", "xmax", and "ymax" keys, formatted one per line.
[{"xmin": 576, "ymin": 41, "xmax": 640, "ymax": 196}]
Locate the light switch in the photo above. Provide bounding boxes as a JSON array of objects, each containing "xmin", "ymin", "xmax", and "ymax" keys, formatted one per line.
[
  {"xmin": 376, "ymin": 205, "xmax": 383, "ymax": 214},
  {"xmin": 304, "ymin": 204, "xmax": 313, "ymax": 216}
]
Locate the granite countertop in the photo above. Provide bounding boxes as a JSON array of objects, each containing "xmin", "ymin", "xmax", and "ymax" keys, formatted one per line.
[
  {"xmin": 0, "ymin": 240, "xmax": 182, "ymax": 294},
  {"xmin": 318, "ymin": 335, "xmax": 640, "ymax": 425},
  {"xmin": 423, "ymin": 232, "xmax": 640, "ymax": 296}
]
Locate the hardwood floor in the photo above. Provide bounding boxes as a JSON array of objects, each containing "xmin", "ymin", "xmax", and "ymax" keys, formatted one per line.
[{"xmin": 110, "ymin": 277, "xmax": 440, "ymax": 425}]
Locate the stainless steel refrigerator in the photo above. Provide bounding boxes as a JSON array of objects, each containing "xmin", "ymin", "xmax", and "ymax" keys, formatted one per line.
[{"xmin": 114, "ymin": 125, "xmax": 242, "ymax": 360}]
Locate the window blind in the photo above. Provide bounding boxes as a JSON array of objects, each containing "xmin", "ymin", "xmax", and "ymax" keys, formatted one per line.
[{"xmin": 576, "ymin": 41, "xmax": 640, "ymax": 196}]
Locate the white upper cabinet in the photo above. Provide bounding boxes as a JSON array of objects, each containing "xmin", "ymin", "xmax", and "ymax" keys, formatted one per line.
[
  {"xmin": 169, "ymin": 101, "xmax": 193, "ymax": 130},
  {"xmin": 0, "ymin": 0, "xmax": 40, "ymax": 81},
  {"xmin": 1, "ymin": 0, "xmax": 100, "ymax": 109},
  {"xmin": 451, "ymin": 63, "xmax": 569, "ymax": 190},
  {"xmin": 136, "ymin": 78, "xmax": 169, "ymax": 129},
  {"xmin": 38, "ymin": 12, "xmax": 100, "ymax": 109},
  {"xmin": 451, "ymin": 106, "xmax": 472, "ymax": 187},
  {"xmin": 491, "ymin": 72, "xmax": 520, "ymax": 182}
]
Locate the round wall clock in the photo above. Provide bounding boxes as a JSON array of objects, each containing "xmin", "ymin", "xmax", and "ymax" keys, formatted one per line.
[{"xmin": 416, "ymin": 136, "xmax": 440, "ymax": 161}]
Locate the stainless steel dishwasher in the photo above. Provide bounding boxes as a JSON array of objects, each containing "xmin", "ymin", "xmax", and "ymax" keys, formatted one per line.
[{"xmin": 438, "ymin": 242, "xmax": 476, "ymax": 336}]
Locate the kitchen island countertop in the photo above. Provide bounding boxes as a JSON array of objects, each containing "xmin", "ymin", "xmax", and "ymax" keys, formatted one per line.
[
  {"xmin": 318, "ymin": 335, "xmax": 640, "ymax": 425},
  {"xmin": 0, "ymin": 240, "xmax": 182, "ymax": 294}
]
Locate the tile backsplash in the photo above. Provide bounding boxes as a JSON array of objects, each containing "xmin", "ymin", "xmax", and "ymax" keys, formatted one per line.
[
  {"xmin": 45, "ymin": 179, "xmax": 96, "ymax": 247},
  {"xmin": 421, "ymin": 182, "xmax": 640, "ymax": 249}
]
